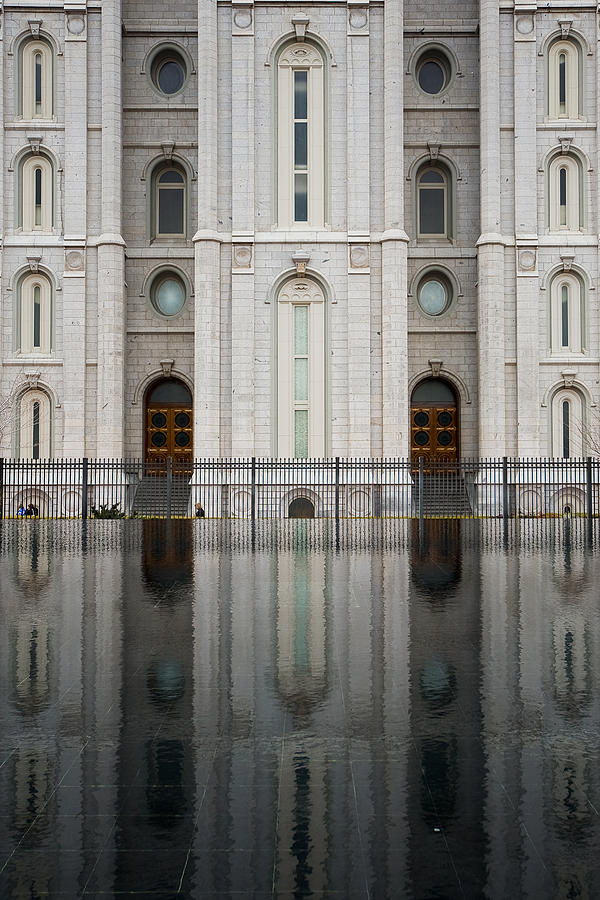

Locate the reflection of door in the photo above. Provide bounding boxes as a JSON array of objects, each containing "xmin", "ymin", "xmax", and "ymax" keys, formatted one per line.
[
  {"xmin": 146, "ymin": 406, "xmax": 193, "ymax": 464},
  {"xmin": 411, "ymin": 405, "xmax": 458, "ymax": 466}
]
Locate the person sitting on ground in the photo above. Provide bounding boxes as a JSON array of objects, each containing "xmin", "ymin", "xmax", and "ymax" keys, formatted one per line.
[
  {"xmin": 195, "ymin": 502, "xmax": 205, "ymax": 518},
  {"xmin": 17, "ymin": 504, "xmax": 27, "ymax": 517},
  {"xmin": 25, "ymin": 503, "xmax": 39, "ymax": 517}
]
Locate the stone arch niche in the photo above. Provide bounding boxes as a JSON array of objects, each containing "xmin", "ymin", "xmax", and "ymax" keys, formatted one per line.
[
  {"xmin": 410, "ymin": 377, "xmax": 458, "ymax": 467},
  {"xmin": 144, "ymin": 377, "xmax": 193, "ymax": 466}
]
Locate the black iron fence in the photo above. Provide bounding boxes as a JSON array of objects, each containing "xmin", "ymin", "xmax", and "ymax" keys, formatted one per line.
[{"xmin": 0, "ymin": 456, "xmax": 598, "ymax": 521}]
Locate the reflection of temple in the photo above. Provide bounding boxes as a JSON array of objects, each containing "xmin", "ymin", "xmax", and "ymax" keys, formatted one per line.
[{"xmin": 0, "ymin": 522, "xmax": 599, "ymax": 895}]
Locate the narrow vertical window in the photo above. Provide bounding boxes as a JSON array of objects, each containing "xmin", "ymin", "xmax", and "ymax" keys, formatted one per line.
[
  {"xmin": 156, "ymin": 168, "xmax": 185, "ymax": 237},
  {"xmin": 34, "ymin": 53, "xmax": 42, "ymax": 115},
  {"xmin": 34, "ymin": 167, "xmax": 42, "ymax": 227},
  {"xmin": 559, "ymin": 167, "xmax": 567, "ymax": 226},
  {"xmin": 33, "ymin": 285, "xmax": 41, "ymax": 349},
  {"xmin": 558, "ymin": 53, "xmax": 566, "ymax": 115},
  {"xmin": 32, "ymin": 401, "xmax": 40, "ymax": 460},
  {"xmin": 293, "ymin": 70, "xmax": 308, "ymax": 223},
  {"xmin": 293, "ymin": 305, "xmax": 309, "ymax": 457},
  {"xmin": 562, "ymin": 400, "xmax": 570, "ymax": 458},
  {"xmin": 417, "ymin": 167, "xmax": 449, "ymax": 238},
  {"xmin": 561, "ymin": 285, "xmax": 569, "ymax": 348}
]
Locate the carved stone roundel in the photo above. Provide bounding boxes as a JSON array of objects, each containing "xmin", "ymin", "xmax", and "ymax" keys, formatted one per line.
[
  {"xmin": 233, "ymin": 245, "xmax": 252, "ymax": 268},
  {"xmin": 65, "ymin": 250, "xmax": 84, "ymax": 271},
  {"xmin": 516, "ymin": 15, "xmax": 534, "ymax": 35},
  {"xmin": 519, "ymin": 250, "xmax": 536, "ymax": 271},
  {"xmin": 67, "ymin": 15, "xmax": 85, "ymax": 35},
  {"xmin": 350, "ymin": 245, "xmax": 369, "ymax": 269},
  {"xmin": 233, "ymin": 10, "xmax": 252, "ymax": 30},
  {"xmin": 349, "ymin": 10, "xmax": 368, "ymax": 30}
]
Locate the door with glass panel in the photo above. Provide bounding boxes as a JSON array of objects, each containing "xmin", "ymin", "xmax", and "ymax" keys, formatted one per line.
[
  {"xmin": 411, "ymin": 378, "xmax": 458, "ymax": 468},
  {"xmin": 145, "ymin": 378, "xmax": 193, "ymax": 468}
]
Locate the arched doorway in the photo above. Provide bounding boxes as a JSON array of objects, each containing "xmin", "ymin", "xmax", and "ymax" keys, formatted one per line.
[
  {"xmin": 288, "ymin": 497, "xmax": 315, "ymax": 519},
  {"xmin": 411, "ymin": 378, "xmax": 458, "ymax": 467},
  {"xmin": 145, "ymin": 378, "xmax": 193, "ymax": 464}
]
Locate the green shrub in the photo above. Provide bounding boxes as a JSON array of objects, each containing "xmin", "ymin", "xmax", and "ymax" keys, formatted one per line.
[{"xmin": 91, "ymin": 502, "xmax": 127, "ymax": 519}]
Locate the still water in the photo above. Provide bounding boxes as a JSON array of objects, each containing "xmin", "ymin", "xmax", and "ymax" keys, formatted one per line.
[{"xmin": 0, "ymin": 520, "xmax": 598, "ymax": 898}]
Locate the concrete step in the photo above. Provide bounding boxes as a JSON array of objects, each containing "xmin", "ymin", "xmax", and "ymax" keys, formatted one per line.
[{"xmin": 132, "ymin": 476, "xmax": 192, "ymax": 516}]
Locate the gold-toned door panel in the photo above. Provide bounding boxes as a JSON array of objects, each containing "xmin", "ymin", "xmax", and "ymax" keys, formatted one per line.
[
  {"xmin": 146, "ymin": 405, "xmax": 193, "ymax": 465},
  {"xmin": 411, "ymin": 405, "xmax": 458, "ymax": 468}
]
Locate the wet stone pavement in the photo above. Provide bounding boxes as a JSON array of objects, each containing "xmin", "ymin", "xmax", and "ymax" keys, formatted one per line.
[{"xmin": 0, "ymin": 519, "xmax": 599, "ymax": 898}]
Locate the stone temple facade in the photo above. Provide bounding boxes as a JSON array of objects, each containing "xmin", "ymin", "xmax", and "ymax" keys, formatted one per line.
[{"xmin": 1, "ymin": 0, "xmax": 599, "ymax": 464}]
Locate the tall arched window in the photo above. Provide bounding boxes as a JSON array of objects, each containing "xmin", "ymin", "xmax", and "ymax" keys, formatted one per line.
[
  {"xmin": 20, "ymin": 154, "xmax": 53, "ymax": 232},
  {"xmin": 550, "ymin": 273, "xmax": 583, "ymax": 355},
  {"xmin": 152, "ymin": 164, "xmax": 187, "ymax": 238},
  {"xmin": 548, "ymin": 39, "xmax": 581, "ymax": 120},
  {"xmin": 416, "ymin": 164, "xmax": 452, "ymax": 240},
  {"xmin": 18, "ymin": 390, "xmax": 51, "ymax": 458},
  {"xmin": 551, "ymin": 389, "xmax": 584, "ymax": 458},
  {"xmin": 19, "ymin": 273, "xmax": 52, "ymax": 355},
  {"xmin": 20, "ymin": 39, "xmax": 53, "ymax": 120},
  {"xmin": 277, "ymin": 278, "xmax": 326, "ymax": 457},
  {"xmin": 548, "ymin": 154, "xmax": 582, "ymax": 232},
  {"xmin": 277, "ymin": 42, "xmax": 325, "ymax": 228}
]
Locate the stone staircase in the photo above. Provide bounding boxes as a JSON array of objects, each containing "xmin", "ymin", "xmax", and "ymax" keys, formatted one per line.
[
  {"xmin": 132, "ymin": 475, "xmax": 192, "ymax": 517},
  {"xmin": 414, "ymin": 473, "xmax": 473, "ymax": 518}
]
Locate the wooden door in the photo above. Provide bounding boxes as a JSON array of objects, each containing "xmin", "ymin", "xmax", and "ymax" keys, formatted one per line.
[
  {"xmin": 146, "ymin": 405, "xmax": 193, "ymax": 466},
  {"xmin": 411, "ymin": 404, "xmax": 458, "ymax": 468}
]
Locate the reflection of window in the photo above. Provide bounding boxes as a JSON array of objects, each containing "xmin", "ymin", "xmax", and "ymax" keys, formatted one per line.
[
  {"xmin": 277, "ymin": 278, "xmax": 326, "ymax": 457},
  {"xmin": 19, "ymin": 390, "xmax": 51, "ymax": 459},
  {"xmin": 548, "ymin": 154, "xmax": 582, "ymax": 232},
  {"xmin": 550, "ymin": 274, "xmax": 583, "ymax": 354},
  {"xmin": 19, "ymin": 273, "xmax": 52, "ymax": 354},
  {"xmin": 548, "ymin": 39, "xmax": 580, "ymax": 119},
  {"xmin": 417, "ymin": 164, "xmax": 451, "ymax": 239},
  {"xmin": 277, "ymin": 42, "xmax": 325, "ymax": 228},
  {"xmin": 153, "ymin": 165, "xmax": 186, "ymax": 238},
  {"xmin": 21, "ymin": 40, "xmax": 53, "ymax": 119},
  {"xmin": 20, "ymin": 154, "xmax": 53, "ymax": 232}
]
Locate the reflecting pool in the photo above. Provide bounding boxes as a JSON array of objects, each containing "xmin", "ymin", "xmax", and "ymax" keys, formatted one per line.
[{"xmin": 0, "ymin": 520, "xmax": 598, "ymax": 898}]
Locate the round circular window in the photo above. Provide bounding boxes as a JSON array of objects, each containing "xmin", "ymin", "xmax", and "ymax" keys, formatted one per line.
[
  {"xmin": 150, "ymin": 49, "xmax": 187, "ymax": 96},
  {"xmin": 417, "ymin": 276, "xmax": 451, "ymax": 317},
  {"xmin": 415, "ymin": 50, "xmax": 451, "ymax": 95},
  {"xmin": 151, "ymin": 273, "xmax": 186, "ymax": 317}
]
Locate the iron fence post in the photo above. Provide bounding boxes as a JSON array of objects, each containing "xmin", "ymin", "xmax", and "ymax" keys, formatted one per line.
[
  {"xmin": 586, "ymin": 456, "xmax": 593, "ymax": 521},
  {"xmin": 166, "ymin": 456, "xmax": 173, "ymax": 520},
  {"xmin": 418, "ymin": 456, "xmax": 424, "ymax": 522},
  {"xmin": 0, "ymin": 457, "xmax": 3, "ymax": 520},
  {"xmin": 502, "ymin": 456, "xmax": 508, "ymax": 521},
  {"xmin": 251, "ymin": 456, "xmax": 256, "ymax": 522},
  {"xmin": 81, "ymin": 458, "xmax": 88, "ymax": 520},
  {"xmin": 335, "ymin": 456, "xmax": 340, "ymax": 524}
]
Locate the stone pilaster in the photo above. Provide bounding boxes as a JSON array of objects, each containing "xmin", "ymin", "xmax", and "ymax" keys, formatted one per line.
[
  {"xmin": 62, "ymin": 2, "xmax": 88, "ymax": 456},
  {"xmin": 194, "ymin": 0, "xmax": 221, "ymax": 456},
  {"xmin": 231, "ymin": 2, "xmax": 255, "ymax": 456},
  {"xmin": 477, "ymin": 0, "xmax": 506, "ymax": 457},
  {"xmin": 0, "ymin": 3, "xmax": 4, "ymax": 436},
  {"xmin": 347, "ymin": 2, "xmax": 371, "ymax": 455},
  {"xmin": 381, "ymin": 0, "xmax": 408, "ymax": 457},
  {"xmin": 513, "ymin": 3, "xmax": 539, "ymax": 456},
  {"xmin": 97, "ymin": 0, "xmax": 125, "ymax": 458}
]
